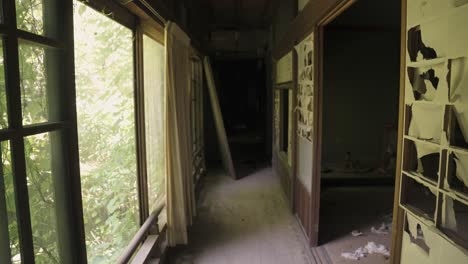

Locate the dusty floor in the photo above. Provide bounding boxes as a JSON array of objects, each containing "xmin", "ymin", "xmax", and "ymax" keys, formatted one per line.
[
  {"xmin": 315, "ymin": 187, "xmax": 395, "ymax": 264},
  {"xmin": 168, "ymin": 167, "xmax": 315, "ymax": 264}
]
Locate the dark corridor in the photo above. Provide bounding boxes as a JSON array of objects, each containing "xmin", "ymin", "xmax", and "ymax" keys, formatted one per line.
[{"xmin": 205, "ymin": 59, "xmax": 269, "ymax": 177}]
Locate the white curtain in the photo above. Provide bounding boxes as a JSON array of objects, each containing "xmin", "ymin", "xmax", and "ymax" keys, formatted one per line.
[{"xmin": 165, "ymin": 21, "xmax": 196, "ymax": 246}]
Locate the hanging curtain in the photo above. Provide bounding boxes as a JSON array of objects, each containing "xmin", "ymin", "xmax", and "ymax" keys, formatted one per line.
[{"xmin": 165, "ymin": 21, "xmax": 196, "ymax": 246}]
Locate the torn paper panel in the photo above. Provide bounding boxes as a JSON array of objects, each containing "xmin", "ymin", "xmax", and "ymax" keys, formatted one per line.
[
  {"xmin": 409, "ymin": 103, "xmax": 443, "ymax": 142},
  {"xmin": 414, "ymin": 141, "xmax": 439, "ymax": 159},
  {"xmin": 447, "ymin": 4, "xmax": 468, "ymax": 58},
  {"xmin": 419, "ymin": 16, "xmax": 450, "ymax": 60},
  {"xmin": 407, "ymin": 0, "xmax": 451, "ymax": 27},
  {"xmin": 442, "ymin": 195, "xmax": 458, "ymax": 231}
]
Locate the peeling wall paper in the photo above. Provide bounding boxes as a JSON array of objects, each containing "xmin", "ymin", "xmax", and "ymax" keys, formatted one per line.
[
  {"xmin": 274, "ymin": 90, "xmax": 280, "ymax": 148},
  {"xmin": 276, "ymin": 52, "xmax": 293, "ymax": 84},
  {"xmin": 409, "ymin": 103, "xmax": 443, "ymax": 142},
  {"xmin": 402, "ymin": 214, "xmax": 468, "ymax": 264},
  {"xmin": 453, "ymin": 152, "xmax": 468, "ymax": 188},
  {"xmin": 295, "ymin": 33, "xmax": 314, "ymax": 143}
]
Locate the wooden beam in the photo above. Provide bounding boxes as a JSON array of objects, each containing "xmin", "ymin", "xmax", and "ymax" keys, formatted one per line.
[
  {"xmin": 326, "ymin": 25, "xmax": 400, "ymax": 33},
  {"xmin": 203, "ymin": 57, "xmax": 237, "ymax": 179},
  {"xmin": 390, "ymin": 0, "xmax": 406, "ymax": 263}
]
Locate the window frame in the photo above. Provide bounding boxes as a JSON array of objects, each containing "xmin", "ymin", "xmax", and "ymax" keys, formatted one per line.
[
  {"xmin": 135, "ymin": 19, "xmax": 166, "ymax": 223},
  {"xmin": 0, "ymin": 0, "xmax": 169, "ymax": 262},
  {"xmin": 0, "ymin": 0, "xmax": 87, "ymax": 263}
]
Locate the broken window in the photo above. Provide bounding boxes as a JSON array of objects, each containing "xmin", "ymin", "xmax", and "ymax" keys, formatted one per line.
[
  {"xmin": 406, "ymin": 61, "xmax": 450, "ymax": 102},
  {"xmin": 404, "ymin": 218, "xmax": 430, "ymax": 254},
  {"xmin": 406, "ymin": 104, "xmax": 444, "ymax": 143},
  {"xmin": 440, "ymin": 195, "xmax": 468, "ymax": 249},
  {"xmin": 403, "ymin": 139, "xmax": 440, "ymax": 183},
  {"xmin": 447, "ymin": 151, "xmax": 468, "ymax": 195},
  {"xmin": 407, "ymin": 26, "xmax": 438, "ymax": 62},
  {"xmin": 401, "ymin": 175, "xmax": 437, "ymax": 221}
]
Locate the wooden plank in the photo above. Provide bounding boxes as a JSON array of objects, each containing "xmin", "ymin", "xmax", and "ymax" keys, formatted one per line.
[
  {"xmin": 203, "ymin": 57, "xmax": 237, "ymax": 179},
  {"xmin": 130, "ymin": 235, "xmax": 159, "ymax": 264},
  {"xmin": 390, "ymin": 0, "xmax": 407, "ymax": 263},
  {"xmin": 135, "ymin": 26, "xmax": 150, "ymax": 224}
]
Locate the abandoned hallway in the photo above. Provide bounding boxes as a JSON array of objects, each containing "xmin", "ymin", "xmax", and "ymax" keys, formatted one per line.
[
  {"xmin": 2, "ymin": 0, "xmax": 468, "ymax": 264},
  {"xmin": 168, "ymin": 167, "xmax": 315, "ymax": 264}
]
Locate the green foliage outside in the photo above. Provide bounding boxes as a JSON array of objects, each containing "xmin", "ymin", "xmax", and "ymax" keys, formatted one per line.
[
  {"xmin": 1, "ymin": 1, "xmax": 166, "ymax": 263},
  {"xmin": 73, "ymin": 2, "xmax": 139, "ymax": 263}
]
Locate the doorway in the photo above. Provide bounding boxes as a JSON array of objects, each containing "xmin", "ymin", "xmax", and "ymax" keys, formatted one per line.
[
  {"xmin": 205, "ymin": 59, "xmax": 268, "ymax": 177},
  {"xmin": 317, "ymin": 0, "xmax": 401, "ymax": 262}
]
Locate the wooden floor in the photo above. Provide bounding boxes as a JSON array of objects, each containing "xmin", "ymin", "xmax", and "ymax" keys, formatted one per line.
[{"xmin": 168, "ymin": 166, "xmax": 315, "ymax": 264}]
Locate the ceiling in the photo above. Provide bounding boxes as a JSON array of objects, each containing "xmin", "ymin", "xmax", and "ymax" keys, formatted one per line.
[{"xmin": 207, "ymin": 0, "xmax": 273, "ymax": 30}]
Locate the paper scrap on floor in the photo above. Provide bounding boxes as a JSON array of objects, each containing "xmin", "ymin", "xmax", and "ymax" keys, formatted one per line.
[
  {"xmin": 351, "ymin": 230, "xmax": 363, "ymax": 237},
  {"xmin": 341, "ymin": 242, "xmax": 390, "ymax": 260},
  {"xmin": 371, "ymin": 223, "xmax": 390, "ymax": 235}
]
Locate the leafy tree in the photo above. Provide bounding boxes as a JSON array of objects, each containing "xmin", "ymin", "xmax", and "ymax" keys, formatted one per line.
[
  {"xmin": 73, "ymin": 2, "xmax": 139, "ymax": 263},
  {"xmin": 1, "ymin": 1, "xmax": 166, "ymax": 263}
]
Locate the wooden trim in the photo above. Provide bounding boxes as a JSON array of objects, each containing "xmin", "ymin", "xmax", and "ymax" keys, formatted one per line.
[
  {"xmin": 327, "ymin": 25, "xmax": 400, "ymax": 33},
  {"xmin": 3, "ymin": 0, "xmax": 36, "ymax": 261},
  {"xmin": 79, "ymin": 0, "xmax": 137, "ymax": 29},
  {"xmin": 390, "ymin": 0, "xmax": 406, "ymax": 263},
  {"xmin": 140, "ymin": 20, "xmax": 165, "ymax": 45},
  {"xmin": 135, "ymin": 27, "xmax": 150, "ymax": 225},
  {"xmin": 17, "ymin": 30, "xmax": 62, "ymax": 49},
  {"xmin": 275, "ymin": 81, "xmax": 294, "ymax": 90},
  {"xmin": 127, "ymin": 1, "xmax": 165, "ymax": 45},
  {"xmin": 317, "ymin": 0, "xmax": 356, "ymax": 26},
  {"xmin": 291, "ymin": 49, "xmax": 298, "ymax": 212},
  {"xmin": 300, "ymin": 0, "xmax": 355, "ymax": 247}
]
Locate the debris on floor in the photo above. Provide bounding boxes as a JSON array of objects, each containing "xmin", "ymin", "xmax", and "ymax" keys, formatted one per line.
[
  {"xmin": 351, "ymin": 230, "xmax": 363, "ymax": 237},
  {"xmin": 371, "ymin": 223, "xmax": 390, "ymax": 235},
  {"xmin": 341, "ymin": 247, "xmax": 368, "ymax": 260},
  {"xmin": 341, "ymin": 242, "xmax": 390, "ymax": 261}
]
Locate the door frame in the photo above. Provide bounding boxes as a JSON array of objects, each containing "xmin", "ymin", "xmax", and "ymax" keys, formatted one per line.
[{"xmin": 314, "ymin": 0, "xmax": 406, "ymax": 262}]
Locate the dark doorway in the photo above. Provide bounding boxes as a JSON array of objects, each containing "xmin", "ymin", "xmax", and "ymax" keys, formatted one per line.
[
  {"xmin": 205, "ymin": 59, "xmax": 268, "ymax": 177},
  {"xmin": 318, "ymin": 0, "xmax": 401, "ymax": 260}
]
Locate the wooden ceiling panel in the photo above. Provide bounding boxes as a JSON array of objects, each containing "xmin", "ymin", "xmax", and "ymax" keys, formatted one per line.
[{"xmin": 208, "ymin": 0, "xmax": 271, "ymax": 29}]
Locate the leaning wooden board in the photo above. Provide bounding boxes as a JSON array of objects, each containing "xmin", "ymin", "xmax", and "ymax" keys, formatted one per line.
[{"xmin": 203, "ymin": 57, "xmax": 237, "ymax": 179}]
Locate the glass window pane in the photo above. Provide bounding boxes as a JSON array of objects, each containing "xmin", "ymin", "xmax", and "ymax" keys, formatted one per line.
[
  {"xmin": 24, "ymin": 133, "xmax": 59, "ymax": 263},
  {"xmin": 143, "ymin": 35, "xmax": 166, "ymax": 212},
  {"xmin": 0, "ymin": 41, "xmax": 7, "ymax": 129},
  {"xmin": 15, "ymin": 0, "xmax": 44, "ymax": 35},
  {"xmin": 19, "ymin": 43, "xmax": 48, "ymax": 125},
  {"xmin": 0, "ymin": 141, "xmax": 21, "ymax": 263},
  {"xmin": 74, "ymin": 2, "xmax": 139, "ymax": 262}
]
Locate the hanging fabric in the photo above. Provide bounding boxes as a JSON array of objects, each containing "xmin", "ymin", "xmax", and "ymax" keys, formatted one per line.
[{"xmin": 165, "ymin": 21, "xmax": 196, "ymax": 246}]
